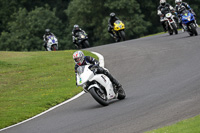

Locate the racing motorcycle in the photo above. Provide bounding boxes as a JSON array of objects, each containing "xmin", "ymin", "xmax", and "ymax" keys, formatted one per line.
[
  {"xmin": 112, "ymin": 20, "xmax": 126, "ymax": 42},
  {"xmin": 163, "ymin": 12, "xmax": 178, "ymax": 35},
  {"xmin": 75, "ymin": 31, "xmax": 90, "ymax": 49},
  {"xmin": 76, "ymin": 65, "xmax": 126, "ymax": 106},
  {"xmin": 180, "ymin": 8, "xmax": 198, "ymax": 36},
  {"xmin": 46, "ymin": 35, "xmax": 58, "ymax": 51}
]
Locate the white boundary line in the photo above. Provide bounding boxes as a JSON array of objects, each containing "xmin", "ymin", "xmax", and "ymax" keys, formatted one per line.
[{"xmin": 0, "ymin": 51, "xmax": 104, "ymax": 132}]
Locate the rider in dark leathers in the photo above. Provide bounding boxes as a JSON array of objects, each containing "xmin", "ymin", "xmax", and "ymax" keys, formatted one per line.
[
  {"xmin": 157, "ymin": 0, "xmax": 175, "ymax": 32},
  {"xmin": 108, "ymin": 12, "xmax": 119, "ymax": 38},
  {"xmin": 72, "ymin": 25, "xmax": 87, "ymax": 47},
  {"xmin": 73, "ymin": 51, "xmax": 122, "ymax": 91}
]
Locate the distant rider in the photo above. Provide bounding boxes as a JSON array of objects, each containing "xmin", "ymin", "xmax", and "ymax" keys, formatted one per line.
[
  {"xmin": 157, "ymin": 0, "xmax": 175, "ymax": 32},
  {"xmin": 73, "ymin": 51, "xmax": 122, "ymax": 92},
  {"xmin": 108, "ymin": 12, "xmax": 120, "ymax": 38},
  {"xmin": 175, "ymin": 0, "xmax": 198, "ymax": 31},
  {"xmin": 43, "ymin": 29, "xmax": 55, "ymax": 50},
  {"xmin": 72, "ymin": 25, "xmax": 87, "ymax": 47}
]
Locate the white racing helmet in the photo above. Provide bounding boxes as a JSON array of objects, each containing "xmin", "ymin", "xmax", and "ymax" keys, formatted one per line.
[
  {"xmin": 160, "ymin": 0, "xmax": 166, "ymax": 6},
  {"xmin": 175, "ymin": 0, "xmax": 182, "ymax": 4},
  {"xmin": 73, "ymin": 51, "xmax": 85, "ymax": 66}
]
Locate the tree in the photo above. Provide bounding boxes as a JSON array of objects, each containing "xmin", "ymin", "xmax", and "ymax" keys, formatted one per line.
[
  {"xmin": 0, "ymin": 6, "xmax": 63, "ymax": 51},
  {"xmin": 65, "ymin": 0, "xmax": 151, "ymax": 47}
]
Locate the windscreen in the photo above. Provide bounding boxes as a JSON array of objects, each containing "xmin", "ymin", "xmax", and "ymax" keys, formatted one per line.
[{"xmin": 77, "ymin": 66, "xmax": 86, "ymax": 75}]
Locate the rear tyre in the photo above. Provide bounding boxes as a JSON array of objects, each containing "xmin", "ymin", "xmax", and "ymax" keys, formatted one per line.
[{"xmin": 89, "ymin": 87, "xmax": 109, "ymax": 106}]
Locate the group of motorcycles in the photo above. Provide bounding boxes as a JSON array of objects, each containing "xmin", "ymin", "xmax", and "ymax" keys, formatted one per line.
[
  {"xmin": 45, "ymin": 19, "xmax": 126, "ymax": 51},
  {"xmin": 73, "ymin": 19, "xmax": 125, "ymax": 49},
  {"xmin": 44, "ymin": 9, "xmax": 198, "ymax": 106},
  {"xmin": 162, "ymin": 7, "xmax": 198, "ymax": 36},
  {"xmin": 45, "ymin": 7, "xmax": 198, "ymax": 51}
]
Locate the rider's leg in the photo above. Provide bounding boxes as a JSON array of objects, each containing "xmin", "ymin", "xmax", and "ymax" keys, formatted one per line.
[
  {"xmin": 97, "ymin": 67, "xmax": 122, "ymax": 90},
  {"xmin": 160, "ymin": 18, "xmax": 167, "ymax": 32},
  {"xmin": 190, "ymin": 10, "xmax": 199, "ymax": 27},
  {"xmin": 43, "ymin": 42, "xmax": 47, "ymax": 51},
  {"xmin": 108, "ymin": 27, "xmax": 116, "ymax": 38}
]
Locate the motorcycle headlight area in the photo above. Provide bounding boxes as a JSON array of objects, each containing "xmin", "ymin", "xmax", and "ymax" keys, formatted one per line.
[{"xmin": 186, "ymin": 17, "xmax": 191, "ymax": 21}]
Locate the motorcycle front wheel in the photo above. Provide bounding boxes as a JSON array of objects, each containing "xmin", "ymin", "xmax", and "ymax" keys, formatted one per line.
[
  {"xmin": 119, "ymin": 30, "xmax": 126, "ymax": 41},
  {"xmin": 172, "ymin": 23, "xmax": 178, "ymax": 34},
  {"xmin": 51, "ymin": 44, "xmax": 58, "ymax": 51},
  {"xmin": 189, "ymin": 23, "xmax": 198, "ymax": 36},
  {"xmin": 83, "ymin": 40, "xmax": 90, "ymax": 48},
  {"xmin": 89, "ymin": 87, "xmax": 109, "ymax": 106}
]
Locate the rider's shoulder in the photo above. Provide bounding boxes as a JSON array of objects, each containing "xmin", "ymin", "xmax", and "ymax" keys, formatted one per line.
[
  {"xmin": 85, "ymin": 56, "xmax": 94, "ymax": 61},
  {"xmin": 84, "ymin": 56, "xmax": 91, "ymax": 60},
  {"xmin": 157, "ymin": 5, "xmax": 162, "ymax": 10}
]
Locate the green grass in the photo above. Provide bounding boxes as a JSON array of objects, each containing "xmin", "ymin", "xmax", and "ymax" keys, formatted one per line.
[
  {"xmin": 146, "ymin": 115, "xmax": 200, "ymax": 133},
  {"xmin": 0, "ymin": 50, "xmax": 97, "ymax": 129}
]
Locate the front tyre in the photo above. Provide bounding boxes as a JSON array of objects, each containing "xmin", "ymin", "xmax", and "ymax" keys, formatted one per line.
[
  {"xmin": 51, "ymin": 44, "xmax": 58, "ymax": 51},
  {"xmin": 83, "ymin": 40, "xmax": 90, "ymax": 48},
  {"xmin": 89, "ymin": 87, "xmax": 109, "ymax": 106},
  {"xmin": 119, "ymin": 30, "xmax": 126, "ymax": 41},
  {"xmin": 190, "ymin": 23, "xmax": 198, "ymax": 36},
  {"xmin": 172, "ymin": 23, "xmax": 178, "ymax": 34}
]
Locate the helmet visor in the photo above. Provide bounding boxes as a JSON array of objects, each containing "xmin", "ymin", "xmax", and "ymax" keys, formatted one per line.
[{"xmin": 74, "ymin": 57, "xmax": 81, "ymax": 62}]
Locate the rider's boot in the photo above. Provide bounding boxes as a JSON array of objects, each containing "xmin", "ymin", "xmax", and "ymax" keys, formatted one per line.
[
  {"xmin": 194, "ymin": 20, "xmax": 199, "ymax": 27},
  {"xmin": 110, "ymin": 33, "xmax": 116, "ymax": 39},
  {"xmin": 162, "ymin": 23, "xmax": 167, "ymax": 32},
  {"xmin": 43, "ymin": 43, "xmax": 48, "ymax": 51}
]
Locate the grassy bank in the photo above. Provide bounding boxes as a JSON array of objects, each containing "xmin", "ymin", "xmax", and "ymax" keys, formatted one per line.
[
  {"xmin": 0, "ymin": 50, "xmax": 97, "ymax": 129},
  {"xmin": 146, "ymin": 115, "xmax": 200, "ymax": 133}
]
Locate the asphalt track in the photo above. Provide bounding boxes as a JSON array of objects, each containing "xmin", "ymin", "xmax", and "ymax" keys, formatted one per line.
[{"xmin": 1, "ymin": 29, "xmax": 200, "ymax": 133}]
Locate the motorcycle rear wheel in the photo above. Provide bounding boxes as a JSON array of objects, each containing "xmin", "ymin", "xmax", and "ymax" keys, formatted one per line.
[{"xmin": 89, "ymin": 87, "xmax": 109, "ymax": 106}]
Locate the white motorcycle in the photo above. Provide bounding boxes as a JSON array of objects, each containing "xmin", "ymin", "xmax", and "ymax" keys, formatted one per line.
[
  {"xmin": 47, "ymin": 35, "xmax": 58, "ymax": 51},
  {"xmin": 162, "ymin": 12, "xmax": 178, "ymax": 35},
  {"xmin": 76, "ymin": 65, "xmax": 126, "ymax": 106}
]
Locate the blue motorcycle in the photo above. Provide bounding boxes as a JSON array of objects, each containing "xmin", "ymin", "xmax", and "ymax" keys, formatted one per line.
[{"xmin": 181, "ymin": 9, "xmax": 198, "ymax": 36}]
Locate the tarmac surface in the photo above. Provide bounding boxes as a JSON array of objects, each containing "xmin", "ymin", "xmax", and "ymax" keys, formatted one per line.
[{"xmin": 1, "ymin": 30, "xmax": 200, "ymax": 133}]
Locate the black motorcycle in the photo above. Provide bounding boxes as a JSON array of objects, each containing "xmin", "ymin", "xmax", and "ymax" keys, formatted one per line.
[{"xmin": 75, "ymin": 32, "xmax": 90, "ymax": 49}]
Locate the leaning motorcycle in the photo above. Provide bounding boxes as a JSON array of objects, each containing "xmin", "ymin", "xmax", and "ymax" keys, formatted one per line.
[
  {"xmin": 75, "ymin": 32, "xmax": 90, "ymax": 49},
  {"xmin": 46, "ymin": 35, "xmax": 58, "ymax": 51},
  {"xmin": 76, "ymin": 65, "xmax": 126, "ymax": 106},
  {"xmin": 163, "ymin": 12, "xmax": 178, "ymax": 35},
  {"xmin": 180, "ymin": 9, "xmax": 198, "ymax": 36},
  {"xmin": 112, "ymin": 20, "xmax": 126, "ymax": 42}
]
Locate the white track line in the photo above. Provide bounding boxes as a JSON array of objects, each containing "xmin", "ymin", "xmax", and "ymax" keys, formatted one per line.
[{"xmin": 0, "ymin": 51, "xmax": 104, "ymax": 132}]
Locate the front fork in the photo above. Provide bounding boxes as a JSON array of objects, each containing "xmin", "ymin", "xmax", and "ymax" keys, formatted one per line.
[{"xmin": 167, "ymin": 18, "xmax": 177, "ymax": 30}]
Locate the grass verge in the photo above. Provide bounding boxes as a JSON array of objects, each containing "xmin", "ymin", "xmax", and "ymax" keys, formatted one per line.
[
  {"xmin": 0, "ymin": 50, "xmax": 97, "ymax": 129},
  {"xmin": 146, "ymin": 115, "xmax": 200, "ymax": 133}
]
